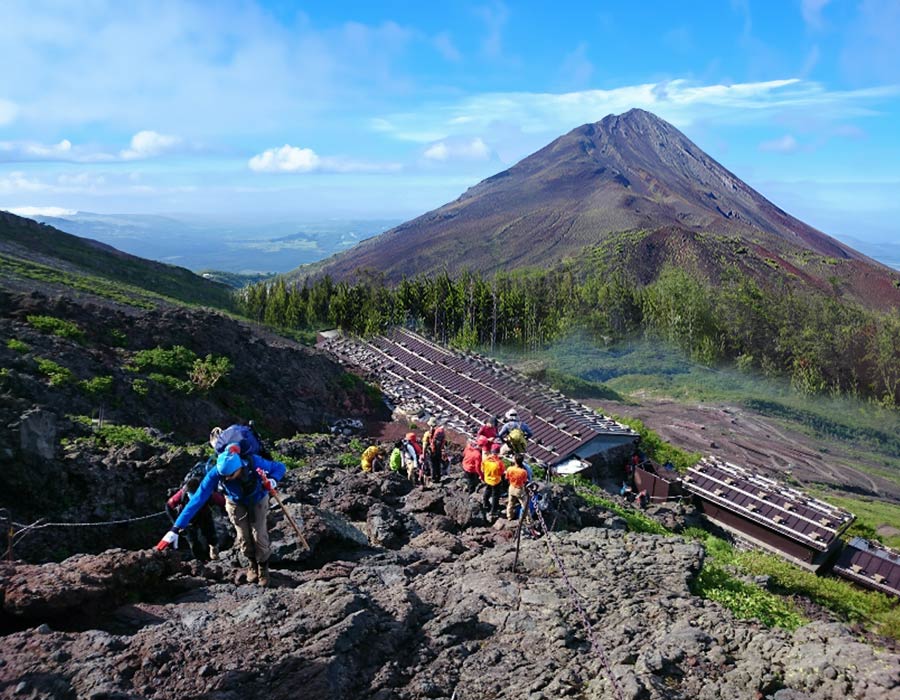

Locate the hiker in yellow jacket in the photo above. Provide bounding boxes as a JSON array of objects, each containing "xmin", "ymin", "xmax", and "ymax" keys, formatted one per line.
[
  {"xmin": 361, "ymin": 445, "xmax": 385, "ymax": 472},
  {"xmin": 481, "ymin": 442, "xmax": 506, "ymax": 520}
]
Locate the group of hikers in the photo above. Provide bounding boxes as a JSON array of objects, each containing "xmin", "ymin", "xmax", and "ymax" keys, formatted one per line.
[
  {"xmin": 364, "ymin": 408, "xmax": 540, "ymax": 522},
  {"xmin": 155, "ymin": 408, "xmax": 542, "ymax": 586}
]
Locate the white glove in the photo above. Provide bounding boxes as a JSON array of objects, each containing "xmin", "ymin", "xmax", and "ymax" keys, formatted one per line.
[
  {"xmin": 268, "ymin": 479, "xmax": 278, "ymax": 492},
  {"xmin": 155, "ymin": 530, "xmax": 179, "ymax": 551}
]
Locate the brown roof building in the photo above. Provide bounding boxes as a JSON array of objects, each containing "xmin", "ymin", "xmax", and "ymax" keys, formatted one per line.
[
  {"xmin": 684, "ymin": 456, "xmax": 855, "ymax": 571},
  {"xmin": 320, "ymin": 327, "xmax": 637, "ymax": 472}
]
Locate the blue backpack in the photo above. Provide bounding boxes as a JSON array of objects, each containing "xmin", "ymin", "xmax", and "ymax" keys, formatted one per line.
[{"xmin": 213, "ymin": 424, "xmax": 261, "ymax": 456}]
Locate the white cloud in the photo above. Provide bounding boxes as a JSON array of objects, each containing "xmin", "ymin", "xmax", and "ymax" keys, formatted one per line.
[
  {"xmin": 373, "ymin": 78, "xmax": 900, "ymax": 145},
  {"xmin": 248, "ymin": 144, "xmax": 402, "ymax": 174},
  {"xmin": 424, "ymin": 138, "xmax": 491, "ymax": 162},
  {"xmin": 759, "ymin": 134, "xmax": 800, "ymax": 152},
  {"xmin": 120, "ymin": 130, "xmax": 181, "ymax": 160},
  {"xmin": 0, "ymin": 99, "xmax": 20, "ymax": 126},
  {"xmin": 248, "ymin": 145, "xmax": 321, "ymax": 173},
  {"xmin": 6, "ymin": 205, "xmax": 77, "ymax": 217}
]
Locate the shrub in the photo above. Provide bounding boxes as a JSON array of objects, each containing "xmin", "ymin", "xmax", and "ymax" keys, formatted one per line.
[
  {"xmin": 131, "ymin": 378, "xmax": 149, "ymax": 396},
  {"xmin": 149, "ymin": 372, "xmax": 193, "ymax": 395},
  {"xmin": 93, "ymin": 423, "xmax": 157, "ymax": 448},
  {"xmin": 190, "ymin": 354, "xmax": 232, "ymax": 392},
  {"xmin": 35, "ymin": 357, "xmax": 75, "ymax": 386},
  {"xmin": 107, "ymin": 328, "xmax": 128, "ymax": 347},
  {"xmin": 80, "ymin": 375, "xmax": 114, "ymax": 395},
  {"xmin": 7, "ymin": 338, "xmax": 29, "ymax": 353},
  {"xmin": 26, "ymin": 315, "xmax": 86, "ymax": 342},
  {"xmin": 128, "ymin": 345, "xmax": 197, "ymax": 374}
]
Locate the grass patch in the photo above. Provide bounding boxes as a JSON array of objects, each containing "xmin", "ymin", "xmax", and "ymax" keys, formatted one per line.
[
  {"xmin": 815, "ymin": 495, "xmax": 900, "ymax": 550},
  {"xmin": 80, "ymin": 375, "xmax": 114, "ymax": 395},
  {"xmin": 337, "ymin": 437, "xmax": 366, "ymax": 468},
  {"xmin": 26, "ymin": 314, "xmax": 86, "ymax": 342},
  {"xmin": 525, "ymin": 367, "xmax": 623, "ymax": 401},
  {"xmin": 563, "ymin": 474, "xmax": 670, "ymax": 535},
  {"xmin": 35, "ymin": 357, "xmax": 75, "ymax": 386},
  {"xmin": 6, "ymin": 338, "xmax": 29, "ymax": 353}
]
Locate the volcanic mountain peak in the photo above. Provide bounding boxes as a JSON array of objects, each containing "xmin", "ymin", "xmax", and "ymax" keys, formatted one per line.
[{"xmin": 309, "ymin": 109, "xmax": 894, "ymax": 299}]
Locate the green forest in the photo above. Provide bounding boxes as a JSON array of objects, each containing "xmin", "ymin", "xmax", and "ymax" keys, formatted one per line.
[{"xmin": 238, "ymin": 264, "xmax": 900, "ymax": 409}]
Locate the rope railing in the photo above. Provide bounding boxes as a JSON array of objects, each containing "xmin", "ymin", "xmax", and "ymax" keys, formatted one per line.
[{"xmin": 5, "ymin": 510, "xmax": 168, "ymax": 551}]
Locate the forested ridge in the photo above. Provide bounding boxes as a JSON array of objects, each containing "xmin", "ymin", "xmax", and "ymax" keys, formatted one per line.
[{"xmin": 239, "ymin": 262, "xmax": 900, "ymax": 408}]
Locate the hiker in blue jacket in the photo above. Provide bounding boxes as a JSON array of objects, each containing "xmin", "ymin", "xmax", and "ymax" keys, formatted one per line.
[
  {"xmin": 157, "ymin": 442, "xmax": 286, "ymax": 587},
  {"xmin": 498, "ymin": 408, "xmax": 533, "ymax": 455}
]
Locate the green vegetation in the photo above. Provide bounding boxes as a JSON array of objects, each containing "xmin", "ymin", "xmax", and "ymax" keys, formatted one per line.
[
  {"xmin": 525, "ymin": 367, "xmax": 622, "ymax": 401},
  {"xmin": 1, "ymin": 253, "xmax": 157, "ymax": 309},
  {"xmin": 816, "ymin": 494, "xmax": 900, "ymax": 550},
  {"xmin": 686, "ymin": 530, "xmax": 899, "ymax": 640},
  {"xmin": 1, "ymin": 216, "xmax": 236, "ymax": 310},
  {"xmin": 564, "ymin": 475, "xmax": 670, "ymax": 535},
  {"xmin": 611, "ymin": 415, "xmax": 701, "ymax": 473},
  {"xmin": 6, "ymin": 338, "xmax": 29, "ymax": 353},
  {"xmin": 35, "ymin": 357, "xmax": 75, "ymax": 386},
  {"xmin": 131, "ymin": 378, "xmax": 149, "ymax": 396},
  {"xmin": 126, "ymin": 345, "xmax": 232, "ymax": 396},
  {"xmin": 238, "ymin": 248, "xmax": 900, "ymax": 409},
  {"xmin": 80, "ymin": 375, "xmax": 113, "ymax": 395},
  {"xmin": 337, "ymin": 437, "xmax": 366, "ymax": 468},
  {"xmin": 26, "ymin": 314, "xmax": 86, "ymax": 342}
]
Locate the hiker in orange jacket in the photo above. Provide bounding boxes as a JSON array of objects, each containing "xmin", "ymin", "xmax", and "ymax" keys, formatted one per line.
[
  {"xmin": 481, "ymin": 442, "xmax": 506, "ymax": 519},
  {"xmin": 461, "ymin": 438, "xmax": 484, "ymax": 494},
  {"xmin": 505, "ymin": 453, "xmax": 530, "ymax": 520}
]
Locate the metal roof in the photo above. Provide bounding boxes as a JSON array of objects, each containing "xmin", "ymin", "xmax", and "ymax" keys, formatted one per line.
[
  {"xmin": 833, "ymin": 537, "xmax": 900, "ymax": 598},
  {"xmin": 321, "ymin": 327, "xmax": 636, "ymax": 467},
  {"xmin": 684, "ymin": 457, "xmax": 855, "ymax": 551}
]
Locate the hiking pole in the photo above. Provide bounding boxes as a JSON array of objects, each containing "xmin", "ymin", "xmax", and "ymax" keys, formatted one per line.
[{"xmin": 257, "ymin": 469, "xmax": 309, "ymax": 550}]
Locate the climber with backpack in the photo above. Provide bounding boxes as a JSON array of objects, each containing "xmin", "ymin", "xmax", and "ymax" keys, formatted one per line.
[
  {"xmin": 156, "ymin": 426, "xmax": 286, "ymax": 588},
  {"xmin": 164, "ymin": 460, "xmax": 225, "ymax": 561},
  {"xmin": 426, "ymin": 417, "xmax": 447, "ymax": 484},
  {"xmin": 497, "ymin": 408, "xmax": 533, "ymax": 456}
]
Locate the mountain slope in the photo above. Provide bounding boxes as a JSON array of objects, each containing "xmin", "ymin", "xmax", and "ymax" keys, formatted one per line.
[
  {"xmin": 0, "ymin": 211, "xmax": 236, "ymax": 309},
  {"xmin": 308, "ymin": 109, "xmax": 900, "ymax": 309}
]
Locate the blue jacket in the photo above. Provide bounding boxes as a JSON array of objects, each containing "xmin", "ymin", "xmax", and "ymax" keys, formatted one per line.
[
  {"xmin": 174, "ymin": 454, "xmax": 286, "ymax": 531},
  {"xmin": 498, "ymin": 420, "xmax": 533, "ymax": 440}
]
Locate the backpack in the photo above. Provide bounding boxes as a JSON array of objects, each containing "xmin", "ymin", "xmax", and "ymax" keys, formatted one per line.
[
  {"xmin": 183, "ymin": 458, "xmax": 214, "ymax": 489},
  {"xmin": 430, "ymin": 426, "xmax": 445, "ymax": 456},
  {"xmin": 506, "ymin": 427, "xmax": 527, "ymax": 454},
  {"xmin": 213, "ymin": 424, "xmax": 261, "ymax": 457}
]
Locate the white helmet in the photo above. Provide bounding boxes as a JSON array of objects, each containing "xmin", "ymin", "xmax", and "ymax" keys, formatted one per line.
[{"xmin": 505, "ymin": 409, "xmax": 518, "ymax": 420}]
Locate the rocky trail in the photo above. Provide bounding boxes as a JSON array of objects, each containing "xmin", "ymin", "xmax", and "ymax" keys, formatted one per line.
[{"xmin": 2, "ymin": 439, "xmax": 898, "ymax": 700}]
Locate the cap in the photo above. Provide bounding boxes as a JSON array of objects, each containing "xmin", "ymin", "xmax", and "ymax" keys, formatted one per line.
[
  {"xmin": 427, "ymin": 417, "xmax": 437, "ymax": 427},
  {"xmin": 405, "ymin": 432, "xmax": 418, "ymax": 442},
  {"xmin": 505, "ymin": 409, "xmax": 518, "ymax": 420},
  {"xmin": 491, "ymin": 442, "xmax": 501, "ymax": 454},
  {"xmin": 216, "ymin": 443, "xmax": 244, "ymax": 476},
  {"xmin": 476, "ymin": 435, "xmax": 490, "ymax": 449}
]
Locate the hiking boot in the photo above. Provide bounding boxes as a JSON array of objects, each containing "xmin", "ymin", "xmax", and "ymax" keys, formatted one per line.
[
  {"xmin": 246, "ymin": 560, "xmax": 259, "ymax": 584},
  {"xmin": 258, "ymin": 561, "xmax": 270, "ymax": 588},
  {"xmin": 208, "ymin": 545, "xmax": 219, "ymax": 560}
]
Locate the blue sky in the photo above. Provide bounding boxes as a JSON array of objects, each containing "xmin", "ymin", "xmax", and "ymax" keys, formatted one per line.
[{"xmin": 0, "ymin": 0, "xmax": 898, "ymax": 243}]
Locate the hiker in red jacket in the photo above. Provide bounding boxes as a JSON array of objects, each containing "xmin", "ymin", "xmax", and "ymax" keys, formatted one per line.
[{"xmin": 461, "ymin": 438, "xmax": 484, "ymax": 494}]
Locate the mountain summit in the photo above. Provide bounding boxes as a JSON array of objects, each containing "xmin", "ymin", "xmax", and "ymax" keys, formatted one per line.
[{"xmin": 312, "ymin": 109, "xmax": 898, "ymax": 307}]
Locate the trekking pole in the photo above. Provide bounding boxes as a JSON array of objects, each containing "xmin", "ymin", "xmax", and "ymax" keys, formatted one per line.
[
  {"xmin": 270, "ymin": 488, "xmax": 310, "ymax": 550},
  {"xmin": 257, "ymin": 469, "xmax": 309, "ymax": 550}
]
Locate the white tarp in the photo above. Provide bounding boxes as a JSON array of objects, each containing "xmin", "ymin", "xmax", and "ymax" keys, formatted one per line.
[{"xmin": 554, "ymin": 457, "xmax": 592, "ymax": 476}]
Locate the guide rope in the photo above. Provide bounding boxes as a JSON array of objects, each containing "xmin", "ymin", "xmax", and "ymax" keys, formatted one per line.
[{"xmin": 528, "ymin": 488, "xmax": 626, "ymax": 700}]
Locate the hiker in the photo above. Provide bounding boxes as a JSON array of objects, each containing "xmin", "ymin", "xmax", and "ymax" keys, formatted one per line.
[
  {"xmin": 361, "ymin": 444, "xmax": 385, "ymax": 473},
  {"xmin": 461, "ymin": 437, "xmax": 484, "ymax": 494},
  {"xmin": 165, "ymin": 474, "xmax": 225, "ymax": 561},
  {"xmin": 476, "ymin": 415, "xmax": 499, "ymax": 442},
  {"xmin": 481, "ymin": 442, "xmax": 506, "ymax": 520},
  {"xmin": 498, "ymin": 409, "xmax": 533, "ymax": 456},
  {"xmin": 427, "ymin": 417, "xmax": 447, "ymax": 484},
  {"xmin": 389, "ymin": 440, "xmax": 404, "ymax": 473},
  {"xmin": 402, "ymin": 431, "xmax": 423, "ymax": 484},
  {"xmin": 156, "ymin": 442, "xmax": 286, "ymax": 587},
  {"xmin": 505, "ymin": 453, "xmax": 530, "ymax": 521}
]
